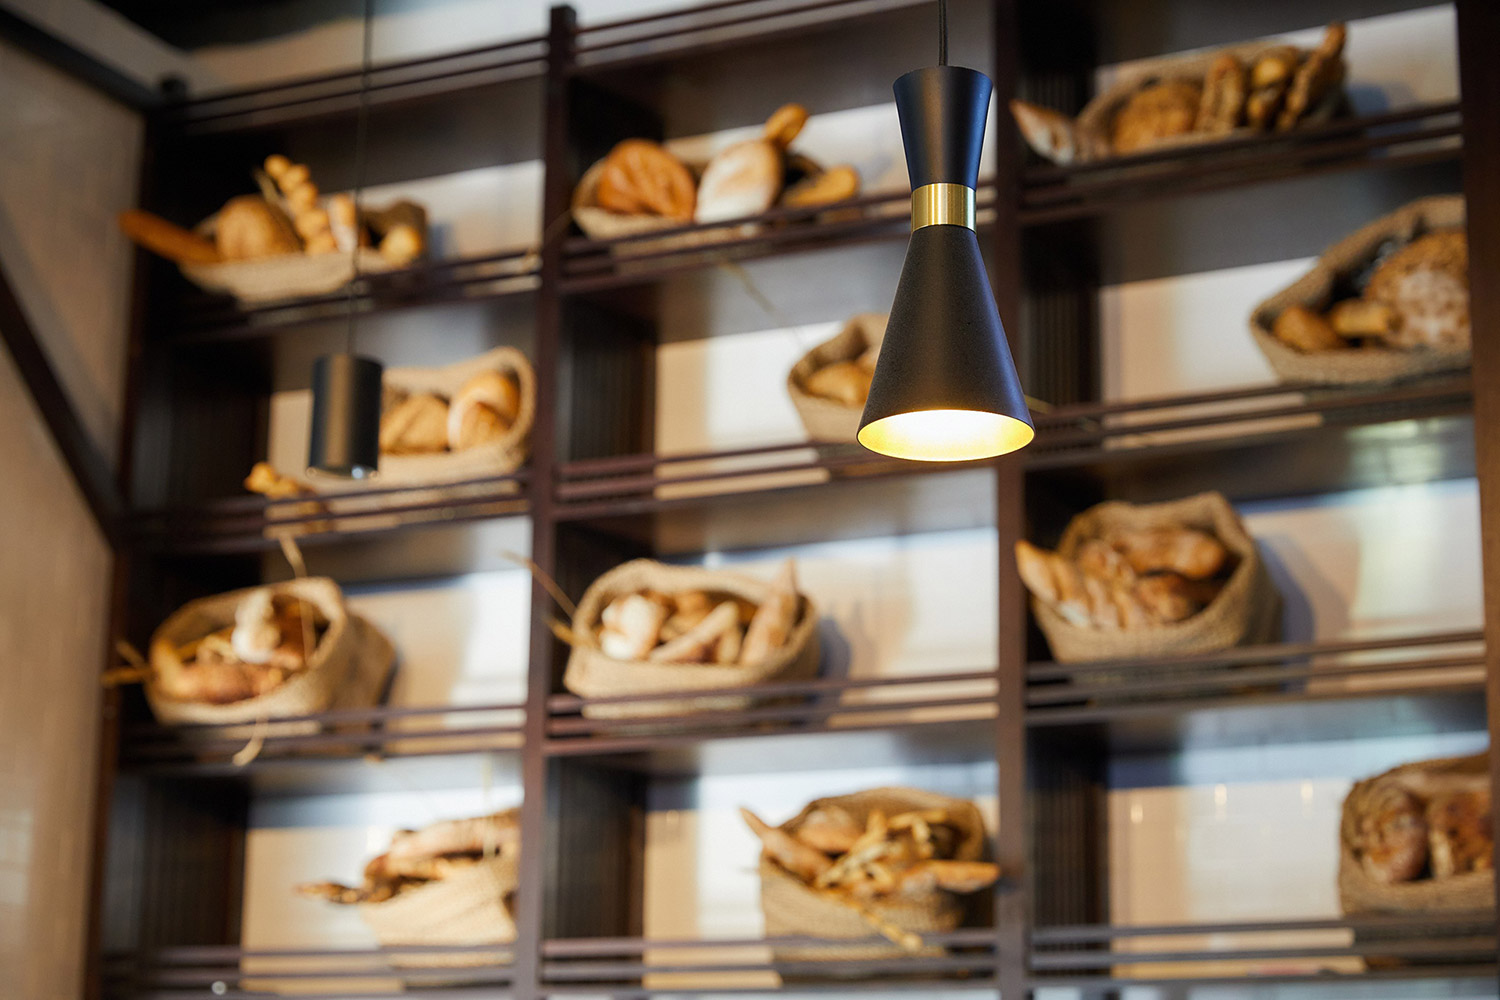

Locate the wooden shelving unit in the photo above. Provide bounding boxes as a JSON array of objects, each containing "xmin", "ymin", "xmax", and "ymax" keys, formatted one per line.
[{"xmin": 5, "ymin": 0, "xmax": 1498, "ymax": 997}]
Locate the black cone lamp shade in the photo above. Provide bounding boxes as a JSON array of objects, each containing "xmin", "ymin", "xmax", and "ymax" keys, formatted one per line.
[
  {"xmin": 308, "ymin": 353, "xmax": 383, "ymax": 479},
  {"xmin": 858, "ymin": 66, "xmax": 1034, "ymax": 462}
]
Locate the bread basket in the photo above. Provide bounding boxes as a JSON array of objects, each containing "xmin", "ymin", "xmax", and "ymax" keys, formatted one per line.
[
  {"xmin": 572, "ymin": 158, "xmax": 761, "ymax": 257},
  {"xmin": 561, "ymin": 559, "xmax": 820, "ymax": 720},
  {"xmin": 1249, "ymin": 195, "xmax": 1469, "ymax": 385},
  {"xmin": 787, "ymin": 314, "xmax": 886, "ymax": 444},
  {"xmin": 758, "ymin": 787, "xmax": 988, "ymax": 963},
  {"xmin": 145, "ymin": 577, "xmax": 394, "ymax": 734},
  {"xmin": 359, "ymin": 854, "xmax": 519, "ymax": 968},
  {"xmin": 1339, "ymin": 753, "xmax": 1495, "ymax": 968},
  {"xmin": 1031, "ymin": 492, "xmax": 1281, "ymax": 663}
]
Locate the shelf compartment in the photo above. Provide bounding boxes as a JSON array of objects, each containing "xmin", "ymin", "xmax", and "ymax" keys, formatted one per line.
[
  {"xmin": 171, "ymin": 247, "xmax": 539, "ymax": 345},
  {"xmin": 1027, "ymin": 631, "xmax": 1487, "ymax": 754},
  {"xmin": 103, "ymin": 943, "xmax": 514, "ymax": 998},
  {"xmin": 559, "ymin": 186, "xmax": 992, "ymax": 294},
  {"xmin": 123, "ymin": 700, "xmax": 527, "ymax": 771},
  {"xmin": 1020, "ymin": 102, "xmax": 1463, "ymax": 225},
  {"xmin": 541, "ymin": 929, "xmax": 1000, "ymax": 993},
  {"xmin": 1030, "ymin": 912, "xmax": 1496, "ymax": 988},
  {"xmin": 129, "ymin": 473, "xmax": 530, "ymax": 554},
  {"xmin": 162, "ymin": 36, "xmax": 547, "ymax": 135}
]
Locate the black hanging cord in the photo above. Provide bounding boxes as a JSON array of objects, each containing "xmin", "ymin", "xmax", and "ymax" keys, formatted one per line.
[
  {"xmin": 345, "ymin": 0, "xmax": 376, "ymax": 354},
  {"xmin": 937, "ymin": 0, "xmax": 948, "ymax": 66}
]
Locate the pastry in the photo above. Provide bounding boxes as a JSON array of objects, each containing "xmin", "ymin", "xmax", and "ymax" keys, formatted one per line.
[
  {"xmin": 244, "ymin": 461, "xmax": 306, "ymax": 500},
  {"xmin": 1110, "ymin": 80, "xmax": 1201, "ymax": 155},
  {"xmin": 599, "ymin": 592, "xmax": 670, "ymax": 660},
  {"xmin": 1328, "ymin": 298, "xmax": 1397, "ymax": 338},
  {"xmin": 1014, "ymin": 541, "xmax": 1092, "ymax": 627},
  {"xmin": 1109, "ymin": 527, "xmax": 1229, "ymax": 579},
  {"xmin": 230, "ymin": 589, "xmax": 281, "ymax": 665},
  {"xmin": 1277, "ymin": 23, "xmax": 1346, "ymax": 131},
  {"xmin": 1427, "ymin": 789, "xmax": 1492, "ymax": 878},
  {"xmin": 294, "ymin": 207, "xmax": 331, "ymax": 242},
  {"xmin": 596, "ymin": 139, "xmax": 696, "ymax": 221},
  {"xmin": 1195, "ymin": 53, "xmax": 1247, "ymax": 133},
  {"xmin": 805, "ymin": 360, "xmax": 873, "ymax": 406},
  {"xmin": 1364, "ymin": 230, "xmax": 1470, "ymax": 350},
  {"xmin": 1009, "ymin": 99, "xmax": 1109, "ymax": 165},
  {"xmin": 696, "ymin": 139, "xmax": 783, "ymax": 224},
  {"xmin": 740, "ymin": 560, "xmax": 800, "ymax": 666},
  {"xmin": 1075, "ymin": 538, "xmax": 1136, "ymax": 588},
  {"xmin": 117, "ymin": 210, "xmax": 223, "ymax": 265},
  {"xmin": 1355, "ymin": 782, "xmax": 1429, "ymax": 883},
  {"xmin": 763, "ymin": 103, "xmax": 809, "ymax": 149},
  {"xmin": 1273, "ymin": 303, "xmax": 1344, "ymax": 352},
  {"xmin": 649, "ymin": 600, "xmax": 739, "ymax": 663},
  {"xmin": 447, "ymin": 370, "xmax": 520, "ymax": 451},
  {"xmin": 214, "ymin": 195, "xmax": 300, "ymax": 260},
  {"xmin": 328, "ymin": 193, "xmax": 361, "ymax": 252},
  {"xmin": 379, "ymin": 392, "xmax": 449, "ymax": 455},
  {"xmin": 1245, "ymin": 46, "xmax": 1299, "ymax": 129},
  {"xmin": 781, "ymin": 164, "xmax": 861, "ymax": 209},
  {"xmin": 263, "ymin": 154, "xmax": 292, "ymax": 181},
  {"xmin": 1133, "ymin": 573, "xmax": 1203, "ymax": 624},
  {"xmin": 794, "ymin": 806, "xmax": 864, "ymax": 853},
  {"xmin": 379, "ymin": 223, "xmax": 424, "ymax": 265},
  {"xmin": 304, "ymin": 232, "xmax": 338, "ymax": 254},
  {"xmin": 661, "ymin": 590, "xmax": 714, "ymax": 641}
]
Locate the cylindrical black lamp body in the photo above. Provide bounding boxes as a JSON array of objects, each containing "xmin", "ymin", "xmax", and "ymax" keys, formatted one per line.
[{"xmin": 307, "ymin": 353, "xmax": 383, "ymax": 479}]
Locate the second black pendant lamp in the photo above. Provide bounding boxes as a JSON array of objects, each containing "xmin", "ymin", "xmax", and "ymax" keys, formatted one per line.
[
  {"xmin": 308, "ymin": 0, "xmax": 383, "ymax": 479},
  {"xmin": 858, "ymin": 0, "xmax": 1034, "ymax": 462}
]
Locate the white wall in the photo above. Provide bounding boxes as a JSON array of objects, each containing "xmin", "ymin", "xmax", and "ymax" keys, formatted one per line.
[{"xmin": 0, "ymin": 36, "xmax": 140, "ymax": 1000}]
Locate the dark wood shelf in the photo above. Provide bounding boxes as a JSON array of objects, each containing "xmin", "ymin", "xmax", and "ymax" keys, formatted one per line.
[
  {"xmin": 1020, "ymin": 102, "xmax": 1464, "ymax": 225},
  {"xmin": 103, "ymin": 943, "xmax": 514, "ymax": 998},
  {"xmin": 162, "ymin": 35, "xmax": 547, "ymax": 136},
  {"xmin": 123, "ymin": 700, "xmax": 526, "ymax": 772},
  {"xmin": 541, "ymin": 929, "xmax": 999, "ymax": 992},
  {"xmin": 1030, "ymin": 913, "xmax": 1496, "ymax": 989},
  {"xmin": 1028, "ymin": 631, "xmax": 1487, "ymax": 754},
  {"xmin": 129, "ymin": 473, "xmax": 530, "ymax": 554},
  {"xmin": 169, "ymin": 248, "xmax": 539, "ymax": 345}
]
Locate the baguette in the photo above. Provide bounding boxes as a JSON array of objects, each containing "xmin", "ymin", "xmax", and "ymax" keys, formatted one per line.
[{"xmin": 118, "ymin": 210, "xmax": 223, "ymax": 265}]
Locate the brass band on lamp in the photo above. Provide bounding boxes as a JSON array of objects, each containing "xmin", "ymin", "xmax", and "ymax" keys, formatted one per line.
[{"xmin": 910, "ymin": 182, "xmax": 976, "ymax": 231}]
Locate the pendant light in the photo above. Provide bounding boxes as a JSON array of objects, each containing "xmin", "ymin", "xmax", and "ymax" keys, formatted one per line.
[
  {"xmin": 308, "ymin": 0, "xmax": 384, "ymax": 478},
  {"xmin": 857, "ymin": 0, "xmax": 1034, "ymax": 462}
]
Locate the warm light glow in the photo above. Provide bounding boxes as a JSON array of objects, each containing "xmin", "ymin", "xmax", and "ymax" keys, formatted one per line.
[{"xmin": 858, "ymin": 408, "xmax": 1035, "ymax": 462}]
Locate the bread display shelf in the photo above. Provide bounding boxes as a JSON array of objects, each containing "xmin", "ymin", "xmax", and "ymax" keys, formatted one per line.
[
  {"xmin": 174, "ymin": 246, "xmax": 539, "ymax": 344},
  {"xmin": 1020, "ymin": 102, "xmax": 1462, "ymax": 225},
  {"xmin": 1030, "ymin": 913, "xmax": 1495, "ymax": 987}
]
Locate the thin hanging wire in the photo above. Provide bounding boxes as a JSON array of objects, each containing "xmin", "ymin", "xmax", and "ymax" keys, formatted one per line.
[
  {"xmin": 937, "ymin": 0, "xmax": 948, "ymax": 66},
  {"xmin": 344, "ymin": 0, "xmax": 376, "ymax": 354}
]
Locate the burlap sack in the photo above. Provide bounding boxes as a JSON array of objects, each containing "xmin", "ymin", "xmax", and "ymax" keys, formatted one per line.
[
  {"xmin": 360, "ymin": 854, "xmax": 518, "ymax": 968},
  {"xmin": 1033, "ymin": 492, "xmax": 1281, "ymax": 662},
  {"xmin": 146, "ymin": 578, "xmax": 391, "ymax": 732},
  {"xmin": 759, "ymin": 787, "xmax": 988, "ymax": 963},
  {"xmin": 1250, "ymin": 195, "xmax": 1469, "ymax": 385},
  {"xmin": 332, "ymin": 346, "xmax": 535, "ymax": 491},
  {"xmin": 1339, "ymin": 753, "xmax": 1495, "ymax": 916},
  {"xmin": 787, "ymin": 314, "xmax": 886, "ymax": 443},
  {"xmin": 1073, "ymin": 40, "xmax": 1344, "ymax": 159},
  {"xmin": 562, "ymin": 560, "xmax": 820, "ymax": 719},
  {"xmin": 572, "ymin": 158, "xmax": 760, "ymax": 257}
]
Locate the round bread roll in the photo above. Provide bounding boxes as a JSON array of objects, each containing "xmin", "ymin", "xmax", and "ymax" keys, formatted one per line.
[
  {"xmin": 596, "ymin": 139, "xmax": 696, "ymax": 221},
  {"xmin": 1111, "ymin": 80, "xmax": 1201, "ymax": 154},
  {"xmin": 215, "ymin": 196, "xmax": 300, "ymax": 260},
  {"xmin": 448, "ymin": 370, "xmax": 520, "ymax": 451},
  {"xmin": 695, "ymin": 139, "xmax": 783, "ymax": 224},
  {"xmin": 1364, "ymin": 230, "xmax": 1470, "ymax": 351},
  {"xmin": 804, "ymin": 360, "xmax": 873, "ymax": 406}
]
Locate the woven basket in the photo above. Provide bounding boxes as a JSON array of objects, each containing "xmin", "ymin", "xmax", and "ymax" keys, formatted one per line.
[
  {"xmin": 759, "ymin": 787, "xmax": 988, "ymax": 963},
  {"xmin": 572, "ymin": 158, "xmax": 760, "ymax": 257},
  {"xmin": 1339, "ymin": 753, "xmax": 1494, "ymax": 916},
  {"xmin": 352, "ymin": 346, "xmax": 535, "ymax": 489},
  {"xmin": 182, "ymin": 247, "xmax": 395, "ymax": 305},
  {"xmin": 1250, "ymin": 195, "xmax": 1469, "ymax": 385},
  {"xmin": 562, "ymin": 560, "xmax": 820, "ymax": 719},
  {"xmin": 1032, "ymin": 492, "xmax": 1281, "ymax": 663},
  {"xmin": 146, "ymin": 578, "xmax": 391, "ymax": 732},
  {"xmin": 360, "ymin": 854, "xmax": 518, "ymax": 968},
  {"xmin": 787, "ymin": 314, "xmax": 886, "ymax": 443}
]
